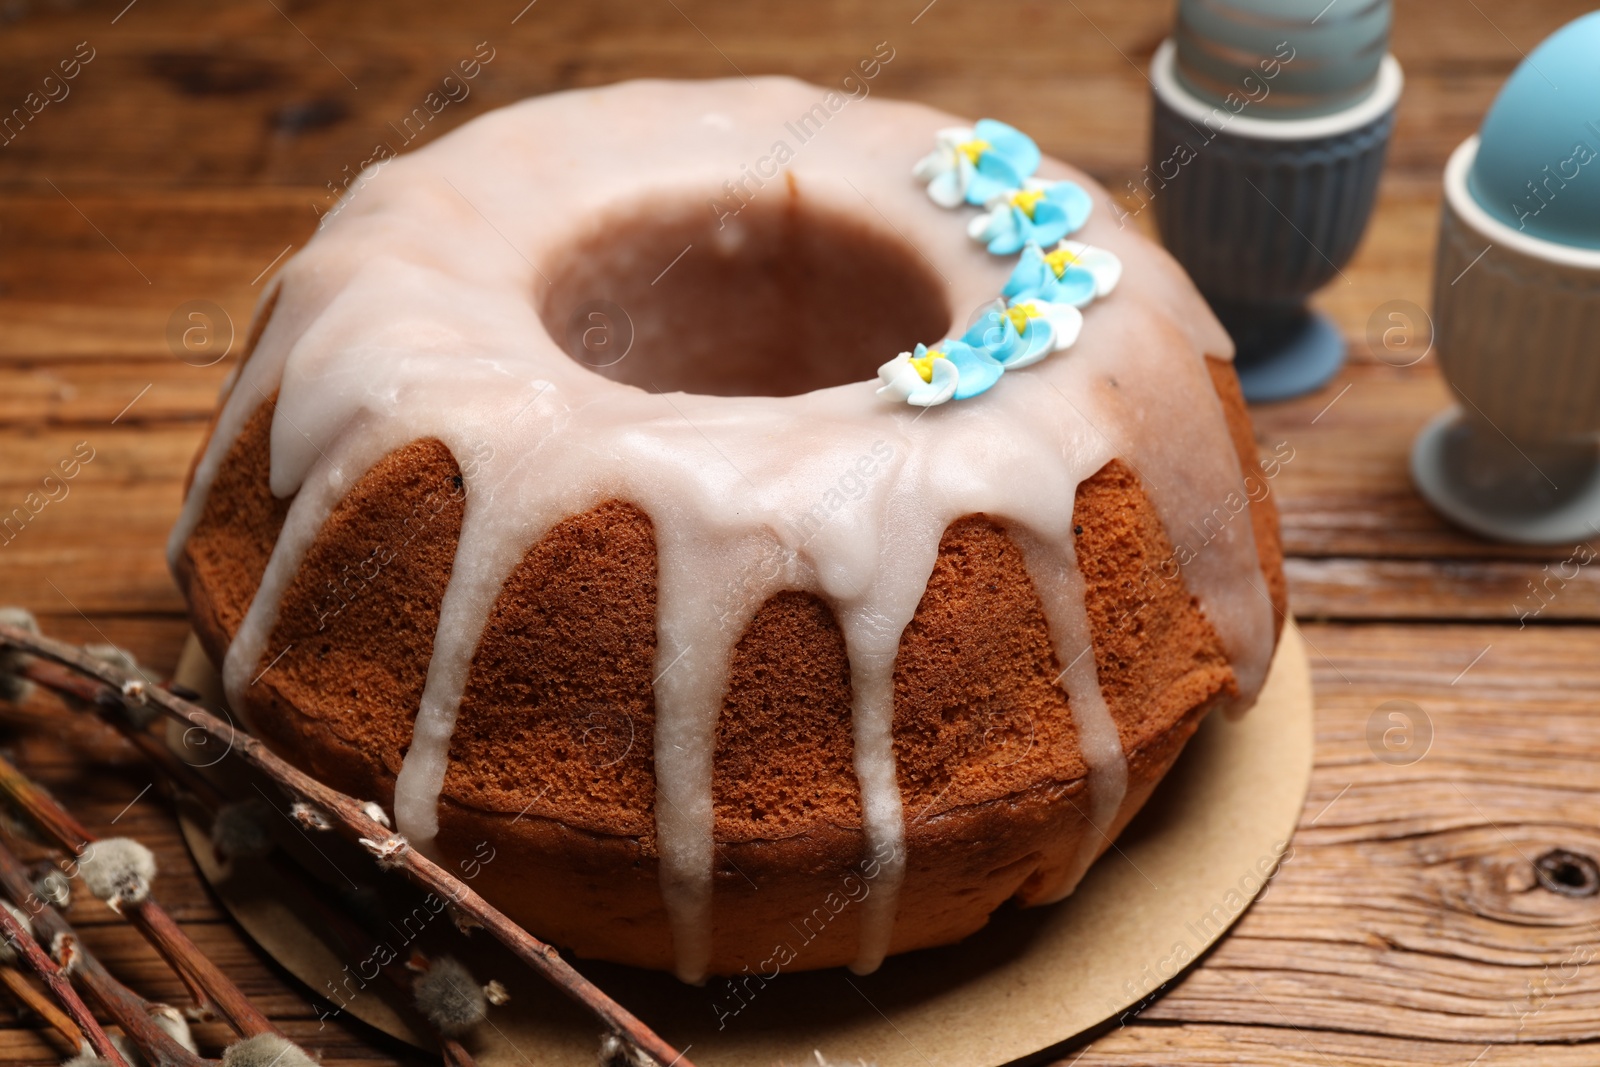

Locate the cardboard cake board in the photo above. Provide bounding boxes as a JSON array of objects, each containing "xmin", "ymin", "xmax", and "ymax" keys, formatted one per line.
[{"xmin": 173, "ymin": 621, "xmax": 1314, "ymax": 1067}]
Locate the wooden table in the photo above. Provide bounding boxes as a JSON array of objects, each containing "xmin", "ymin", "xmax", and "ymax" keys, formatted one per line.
[{"xmin": 3, "ymin": 0, "xmax": 1599, "ymax": 1063}]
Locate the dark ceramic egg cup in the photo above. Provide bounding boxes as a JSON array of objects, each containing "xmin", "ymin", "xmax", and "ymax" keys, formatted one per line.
[{"xmin": 1147, "ymin": 40, "xmax": 1403, "ymax": 403}]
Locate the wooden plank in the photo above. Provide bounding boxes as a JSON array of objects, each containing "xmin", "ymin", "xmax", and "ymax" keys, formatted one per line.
[
  {"xmin": 0, "ymin": 360, "xmax": 224, "ymax": 427},
  {"xmin": 1257, "ymin": 364, "xmax": 1600, "ymax": 562},
  {"xmin": 1287, "ymin": 557, "xmax": 1600, "ymax": 622},
  {"xmin": 0, "ymin": 188, "xmax": 304, "ymax": 363},
  {"xmin": 1, "ymin": 536, "xmax": 183, "ymax": 615},
  {"xmin": 0, "ymin": 481, "xmax": 191, "ymax": 616},
  {"xmin": 1121, "ymin": 622, "xmax": 1600, "ymax": 1047},
  {"xmin": 0, "ymin": 0, "xmax": 1592, "ymax": 192},
  {"xmin": 1073, "ymin": 1024, "xmax": 1600, "ymax": 1066},
  {"xmin": 0, "ymin": 429, "xmax": 200, "ymax": 616},
  {"xmin": 0, "ymin": 425, "xmax": 198, "ymax": 484}
]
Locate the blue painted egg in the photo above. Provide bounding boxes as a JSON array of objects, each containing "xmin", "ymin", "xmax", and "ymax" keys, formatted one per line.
[
  {"xmin": 1468, "ymin": 11, "xmax": 1600, "ymax": 249},
  {"xmin": 1174, "ymin": 0, "xmax": 1391, "ymax": 118}
]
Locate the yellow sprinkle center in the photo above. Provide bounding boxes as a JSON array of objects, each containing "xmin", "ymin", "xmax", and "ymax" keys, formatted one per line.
[
  {"xmin": 1004, "ymin": 302, "xmax": 1039, "ymax": 333},
  {"xmin": 1009, "ymin": 187, "xmax": 1047, "ymax": 219},
  {"xmin": 957, "ymin": 138, "xmax": 990, "ymax": 165},
  {"xmin": 909, "ymin": 348, "xmax": 945, "ymax": 383},
  {"xmin": 1043, "ymin": 246, "xmax": 1081, "ymax": 278}
]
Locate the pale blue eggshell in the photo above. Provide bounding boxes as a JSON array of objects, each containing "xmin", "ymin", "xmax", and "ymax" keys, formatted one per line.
[{"xmin": 1467, "ymin": 10, "xmax": 1600, "ymax": 249}]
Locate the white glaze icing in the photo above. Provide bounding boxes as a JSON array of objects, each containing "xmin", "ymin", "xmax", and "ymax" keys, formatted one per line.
[
  {"xmin": 1012, "ymin": 528, "xmax": 1128, "ymax": 904},
  {"xmin": 169, "ymin": 78, "xmax": 1274, "ymax": 983}
]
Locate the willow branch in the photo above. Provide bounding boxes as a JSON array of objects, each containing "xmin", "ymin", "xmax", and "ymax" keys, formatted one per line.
[
  {"xmin": 22, "ymin": 662, "xmax": 475, "ymax": 1065},
  {"xmin": 0, "ymin": 847, "xmax": 134, "ymax": 1067},
  {"xmin": 0, "ymin": 836, "xmax": 208, "ymax": 1067},
  {"xmin": 0, "ymin": 931, "xmax": 95, "ymax": 1059},
  {"xmin": 0, "ymin": 681, "xmax": 132, "ymax": 762},
  {"xmin": 441, "ymin": 1038, "xmax": 476, "ymax": 1067},
  {"xmin": 1, "ymin": 623, "xmax": 690, "ymax": 1067},
  {"xmin": 0, "ymin": 963, "xmax": 87, "ymax": 1050},
  {"xmin": 22, "ymin": 660, "xmax": 227, "ymax": 811},
  {"xmin": 0, "ymin": 748, "xmax": 275, "ymax": 1039}
]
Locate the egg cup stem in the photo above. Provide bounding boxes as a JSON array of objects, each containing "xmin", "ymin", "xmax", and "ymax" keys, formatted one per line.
[
  {"xmin": 1411, "ymin": 409, "xmax": 1600, "ymax": 546},
  {"xmin": 1208, "ymin": 301, "xmax": 1346, "ymax": 404}
]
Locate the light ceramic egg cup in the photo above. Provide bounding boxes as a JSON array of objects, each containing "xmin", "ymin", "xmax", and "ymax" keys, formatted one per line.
[
  {"xmin": 1411, "ymin": 135, "xmax": 1600, "ymax": 545},
  {"xmin": 1149, "ymin": 38, "xmax": 1404, "ymax": 403}
]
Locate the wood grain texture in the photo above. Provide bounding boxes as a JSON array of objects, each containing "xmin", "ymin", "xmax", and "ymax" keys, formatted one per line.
[
  {"xmin": 3, "ymin": 0, "xmax": 1599, "ymax": 1062},
  {"xmin": 1139, "ymin": 624, "xmax": 1600, "ymax": 1044}
]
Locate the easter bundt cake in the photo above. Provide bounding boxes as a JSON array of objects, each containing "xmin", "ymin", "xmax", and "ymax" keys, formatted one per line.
[{"xmin": 170, "ymin": 77, "xmax": 1286, "ymax": 982}]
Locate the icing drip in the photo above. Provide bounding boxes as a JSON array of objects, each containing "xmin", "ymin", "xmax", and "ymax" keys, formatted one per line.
[
  {"xmin": 829, "ymin": 494, "xmax": 946, "ymax": 975},
  {"xmin": 392, "ymin": 488, "xmax": 555, "ymax": 852},
  {"xmin": 222, "ymin": 430, "xmax": 367, "ymax": 708},
  {"xmin": 171, "ymin": 79, "xmax": 1275, "ymax": 981},
  {"xmin": 1013, "ymin": 530, "xmax": 1128, "ymax": 903},
  {"xmin": 651, "ymin": 530, "xmax": 809, "ymax": 983},
  {"xmin": 843, "ymin": 640, "xmax": 906, "ymax": 976}
]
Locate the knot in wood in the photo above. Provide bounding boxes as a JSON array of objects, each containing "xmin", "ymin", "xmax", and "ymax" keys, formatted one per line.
[{"xmin": 1535, "ymin": 849, "xmax": 1600, "ymax": 898}]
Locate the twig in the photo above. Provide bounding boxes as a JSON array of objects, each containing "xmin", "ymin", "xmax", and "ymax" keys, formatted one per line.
[
  {"xmin": 22, "ymin": 661, "xmax": 478, "ymax": 1065},
  {"xmin": 22, "ymin": 660, "xmax": 227, "ymax": 810},
  {"xmin": 1, "ymin": 623, "xmax": 693, "ymax": 1067},
  {"xmin": 27, "ymin": 658, "xmax": 481, "ymax": 1067},
  {"xmin": 0, "ymin": 855, "xmax": 130, "ymax": 1067},
  {"xmin": 201, "ymin": 792, "xmax": 483, "ymax": 1067},
  {"xmin": 0, "ymin": 838, "xmax": 205, "ymax": 1067},
  {"xmin": 441, "ymin": 1038, "xmax": 476, "ymax": 1067},
  {"xmin": 0, "ymin": 683, "xmax": 134, "ymax": 762},
  {"xmin": 0, "ymin": 748, "xmax": 276, "ymax": 1039},
  {"xmin": 0, "ymin": 963, "xmax": 87, "ymax": 1050}
]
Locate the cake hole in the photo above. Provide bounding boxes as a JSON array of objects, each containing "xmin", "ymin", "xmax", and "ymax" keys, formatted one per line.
[{"xmin": 539, "ymin": 186, "xmax": 951, "ymax": 397}]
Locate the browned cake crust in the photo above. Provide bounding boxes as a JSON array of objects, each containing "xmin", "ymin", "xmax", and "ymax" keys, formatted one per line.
[
  {"xmin": 176, "ymin": 347, "xmax": 1285, "ymax": 974},
  {"xmin": 1207, "ymin": 355, "xmax": 1288, "ymax": 642}
]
